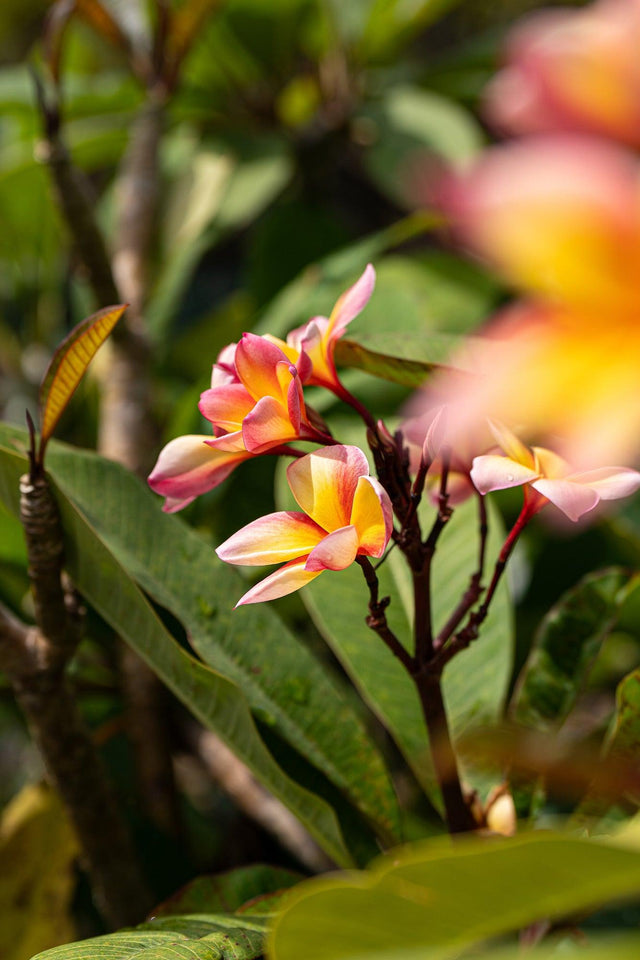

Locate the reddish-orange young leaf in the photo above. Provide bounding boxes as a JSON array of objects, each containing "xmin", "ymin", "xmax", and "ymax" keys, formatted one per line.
[{"xmin": 39, "ymin": 304, "xmax": 126, "ymax": 460}]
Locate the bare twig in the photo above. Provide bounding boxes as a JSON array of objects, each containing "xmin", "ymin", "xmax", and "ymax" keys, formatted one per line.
[{"xmin": 356, "ymin": 556, "xmax": 414, "ymax": 673}]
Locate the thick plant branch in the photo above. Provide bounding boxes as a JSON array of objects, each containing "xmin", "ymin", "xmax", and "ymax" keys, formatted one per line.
[{"xmin": 1, "ymin": 469, "xmax": 152, "ymax": 928}]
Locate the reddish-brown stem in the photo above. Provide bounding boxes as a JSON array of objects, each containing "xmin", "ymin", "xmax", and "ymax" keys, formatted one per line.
[
  {"xmin": 413, "ymin": 668, "xmax": 477, "ymax": 833},
  {"xmin": 356, "ymin": 557, "xmax": 415, "ymax": 673},
  {"xmin": 434, "ymin": 498, "xmax": 535, "ymax": 672},
  {"xmin": 332, "ymin": 382, "xmax": 378, "ymax": 433},
  {"xmin": 434, "ymin": 492, "xmax": 488, "ymax": 650}
]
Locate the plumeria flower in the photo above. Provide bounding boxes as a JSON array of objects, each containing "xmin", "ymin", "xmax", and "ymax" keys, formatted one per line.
[
  {"xmin": 216, "ymin": 445, "xmax": 392, "ymax": 606},
  {"xmin": 148, "ymin": 435, "xmax": 252, "ymax": 513},
  {"xmin": 470, "ymin": 423, "xmax": 640, "ymax": 522},
  {"xmin": 402, "ymin": 406, "xmax": 492, "ymax": 505},
  {"xmin": 199, "ymin": 332, "xmax": 324, "ymax": 455},
  {"xmin": 485, "ymin": 0, "xmax": 640, "ymax": 149},
  {"xmin": 268, "ymin": 265, "xmax": 375, "ymax": 391}
]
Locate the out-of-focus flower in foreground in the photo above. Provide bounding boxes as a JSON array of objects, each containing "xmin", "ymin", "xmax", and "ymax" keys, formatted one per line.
[
  {"xmin": 199, "ymin": 332, "xmax": 321, "ymax": 454},
  {"xmin": 216, "ymin": 445, "xmax": 392, "ymax": 605},
  {"xmin": 471, "ymin": 423, "xmax": 640, "ymax": 522},
  {"xmin": 279, "ymin": 264, "xmax": 376, "ymax": 391},
  {"xmin": 148, "ymin": 435, "xmax": 252, "ymax": 513},
  {"xmin": 485, "ymin": 0, "xmax": 640, "ymax": 148},
  {"xmin": 429, "ymin": 136, "xmax": 640, "ymax": 467},
  {"xmin": 439, "ymin": 136, "xmax": 640, "ymax": 319}
]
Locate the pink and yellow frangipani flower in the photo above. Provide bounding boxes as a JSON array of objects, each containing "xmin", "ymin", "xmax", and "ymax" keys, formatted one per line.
[
  {"xmin": 199, "ymin": 332, "xmax": 322, "ymax": 455},
  {"xmin": 470, "ymin": 423, "xmax": 640, "ymax": 522},
  {"xmin": 216, "ymin": 445, "xmax": 393, "ymax": 606},
  {"xmin": 283, "ymin": 264, "xmax": 376, "ymax": 390},
  {"xmin": 485, "ymin": 0, "xmax": 640, "ymax": 149},
  {"xmin": 148, "ymin": 434, "xmax": 252, "ymax": 513},
  {"xmin": 438, "ymin": 135, "xmax": 640, "ymax": 321}
]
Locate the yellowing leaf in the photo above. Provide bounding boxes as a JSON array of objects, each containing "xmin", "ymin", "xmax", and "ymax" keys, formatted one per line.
[
  {"xmin": 39, "ymin": 304, "xmax": 126, "ymax": 457},
  {"xmin": 0, "ymin": 782, "xmax": 79, "ymax": 960}
]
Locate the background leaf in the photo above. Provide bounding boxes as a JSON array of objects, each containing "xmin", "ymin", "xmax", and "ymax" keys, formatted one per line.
[
  {"xmin": 0, "ymin": 783, "xmax": 78, "ymax": 960},
  {"xmin": 0, "ymin": 430, "xmax": 353, "ymax": 867},
  {"xmin": 269, "ymin": 832, "xmax": 640, "ymax": 960},
  {"xmin": 513, "ymin": 569, "xmax": 635, "ymax": 731}
]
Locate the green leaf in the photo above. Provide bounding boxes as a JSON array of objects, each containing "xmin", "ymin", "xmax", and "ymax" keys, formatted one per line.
[
  {"xmin": 335, "ymin": 332, "xmax": 467, "ymax": 387},
  {"xmin": 269, "ymin": 832, "xmax": 640, "ymax": 960},
  {"xmin": 0, "ymin": 423, "xmax": 400, "ymax": 853},
  {"xmin": 153, "ymin": 865, "xmax": 302, "ymax": 918},
  {"xmin": 32, "ymin": 914, "xmax": 268, "ymax": 960},
  {"xmin": 277, "ymin": 446, "xmax": 512, "ymax": 809},
  {"xmin": 360, "ymin": 0, "xmax": 465, "ymax": 60},
  {"xmin": 0, "ymin": 783, "xmax": 78, "ymax": 960},
  {"xmin": 513, "ymin": 569, "xmax": 634, "ymax": 731},
  {"xmin": 360, "ymin": 85, "xmax": 483, "ymax": 208},
  {"xmin": 149, "ymin": 134, "xmax": 293, "ymax": 342},
  {"xmin": 254, "ymin": 219, "xmax": 447, "ymax": 341},
  {"xmin": 0, "ymin": 430, "xmax": 351, "ymax": 867}
]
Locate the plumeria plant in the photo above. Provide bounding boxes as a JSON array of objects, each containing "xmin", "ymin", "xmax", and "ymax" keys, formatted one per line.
[
  {"xmin": 6, "ymin": 1, "xmax": 640, "ymax": 959},
  {"xmin": 149, "ymin": 265, "xmax": 640, "ymax": 839}
]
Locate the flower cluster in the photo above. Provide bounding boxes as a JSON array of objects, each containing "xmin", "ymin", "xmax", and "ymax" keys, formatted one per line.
[
  {"xmin": 149, "ymin": 256, "xmax": 640, "ymax": 609},
  {"xmin": 426, "ymin": 0, "xmax": 640, "ymax": 469},
  {"xmin": 148, "ymin": 266, "xmax": 374, "ymax": 513}
]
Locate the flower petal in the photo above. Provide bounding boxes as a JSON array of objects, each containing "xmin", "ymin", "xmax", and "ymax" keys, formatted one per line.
[
  {"xmin": 235, "ymin": 560, "xmax": 322, "ymax": 606},
  {"xmin": 567, "ymin": 466, "xmax": 640, "ymax": 500},
  {"xmin": 470, "ymin": 454, "xmax": 539, "ymax": 494},
  {"xmin": 532, "ymin": 446, "xmax": 569, "ymax": 479},
  {"xmin": 148, "ymin": 435, "xmax": 249, "ymax": 512},
  {"xmin": 305, "ymin": 525, "xmax": 360, "ymax": 572},
  {"xmin": 216, "ymin": 512, "xmax": 326, "ymax": 566},
  {"xmin": 235, "ymin": 332, "xmax": 290, "ymax": 400},
  {"xmin": 531, "ymin": 478, "xmax": 600, "ymax": 521},
  {"xmin": 350, "ymin": 476, "xmax": 392, "ymax": 558},
  {"xmin": 199, "ymin": 382, "xmax": 254, "ymax": 430},
  {"xmin": 287, "ymin": 445, "xmax": 370, "ymax": 532},
  {"xmin": 489, "ymin": 420, "xmax": 536, "ymax": 469},
  {"xmin": 242, "ymin": 395, "xmax": 299, "ymax": 453},
  {"xmin": 211, "ymin": 342, "xmax": 239, "ymax": 386},
  {"xmin": 326, "ymin": 264, "xmax": 376, "ymax": 342}
]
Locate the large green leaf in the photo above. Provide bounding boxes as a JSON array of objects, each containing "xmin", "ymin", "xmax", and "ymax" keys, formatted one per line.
[
  {"xmin": 0, "ymin": 423, "xmax": 399, "ymax": 851},
  {"xmin": 513, "ymin": 569, "xmax": 635, "ymax": 731},
  {"xmin": 32, "ymin": 914, "xmax": 268, "ymax": 960},
  {"xmin": 268, "ymin": 832, "xmax": 640, "ymax": 960},
  {"xmin": 276, "ymin": 446, "xmax": 512, "ymax": 809},
  {"xmin": 254, "ymin": 223, "xmax": 460, "ymax": 341},
  {"xmin": 335, "ymin": 332, "xmax": 470, "ymax": 387},
  {"xmin": 0, "ymin": 432, "xmax": 351, "ymax": 866}
]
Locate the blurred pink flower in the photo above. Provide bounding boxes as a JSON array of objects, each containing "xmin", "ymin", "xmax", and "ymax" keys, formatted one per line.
[
  {"xmin": 485, "ymin": 0, "xmax": 640, "ymax": 148},
  {"xmin": 428, "ymin": 136, "xmax": 640, "ymax": 467},
  {"xmin": 216, "ymin": 445, "xmax": 392, "ymax": 606},
  {"xmin": 438, "ymin": 135, "xmax": 640, "ymax": 319}
]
